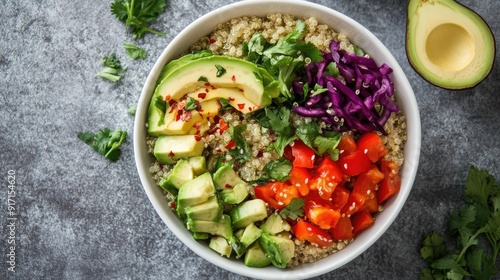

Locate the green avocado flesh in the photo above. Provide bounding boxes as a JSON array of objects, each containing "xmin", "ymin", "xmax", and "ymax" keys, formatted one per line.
[{"xmin": 406, "ymin": 0, "xmax": 495, "ymax": 89}]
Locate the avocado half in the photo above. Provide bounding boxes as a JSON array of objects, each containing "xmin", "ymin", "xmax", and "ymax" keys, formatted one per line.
[{"xmin": 406, "ymin": 0, "xmax": 495, "ymax": 90}]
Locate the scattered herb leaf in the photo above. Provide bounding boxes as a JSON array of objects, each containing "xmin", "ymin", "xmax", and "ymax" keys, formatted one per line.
[
  {"xmin": 77, "ymin": 128, "xmax": 127, "ymax": 161},
  {"xmin": 228, "ymin": 124, "xmax": 251, "ymax": 164},
  {"xmin": 127, "ymin": 104, "xmax": 137, "ymax": 116},
  {"xmin": 123, "ymin": 43, "xmax": 147, "ymax": 60},
  {"xmin": 198, "ymin": 76, "xmax": 208, "ymax": 82},
  {"xmin": 110, "ymin": 0, "xmax": 167, "ymax": 39},
  {"xmin": 279, "ymin": 198, "xmax": 304, "ymax": 220},
  {"xmin": 96, "ymin": 53, "xmax": 127, "ymax": 82},
  {"xmin": 215, "ymin": 64, "xmax": 226, "ymax": 77},
  {"xmin": 184, "ymin": 96, "xmax": 198, "ymax": 111},
  {"xmin": 258, "ymin": 158, "xmax": 292, "ymax": 183}
]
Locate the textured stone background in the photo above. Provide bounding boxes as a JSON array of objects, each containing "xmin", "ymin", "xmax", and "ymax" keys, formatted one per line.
[{"xmin": 1, "ymin": 0, "xmax": 499, "ymax": 279}]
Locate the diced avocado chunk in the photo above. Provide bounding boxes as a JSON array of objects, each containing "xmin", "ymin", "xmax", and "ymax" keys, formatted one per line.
[
  {"xmin": 230, "ymin": 199, "xmax": 268, "ymax": 229},
  {"xmin": 159, "ymin": 159, "xmax": 194, "ymax": 195},
  {"xmin": 244, "ymin": 241, "xmax": 272, "ymax": 268},
  {"xmin": 212, "ymin": 164, "xmax": 245, "ymax": 190},
  {"xmin": 209, "ymin": 236, "xmax": 232, "ymax": 258},
  {"xmin": 154, "ymin": 135, "xmax": 204, "ymax": 164},
  {"xmin": 192, "ymin": 231, "xmax": 210, "ymax": 240},
  {"xmin": 185, "ymin": 195, "xmax": 222, "ymax": 222},
  {"xmin": 220, "ymin": 182, "xmax": 249, "ymax": 204},
  {"xmin": 188, "ymin": 156, "xmax": 208, "ymax": 176},
  {"xmin": 260, "ymin": 213, "xmax": 291, "ymax": 235},
  {"xmin": 176, "ymin": 172, "xmax": 215, "ymax": 212},
  {"xmin": 239, "ymin": 223, "xmax": 262, "ymax": 248},
  {"xmin": 259, "ymin": 233, "xmax": 295, "ymax": 269},
  {"xmin": 187, "ymin": 214, "xmax": 233, "ymax": 240},
  {"xmin": 229, "ymin": 236, "xmax": 246, "ymax": 258}
]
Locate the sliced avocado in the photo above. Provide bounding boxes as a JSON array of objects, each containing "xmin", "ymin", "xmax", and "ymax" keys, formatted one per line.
[
  {"xmin": 154, "ymin": 135, "xmax": 205, "ymax": 165},
  {"xmin": 406, "ymin": 0, "xmax": 495, "ymax": 89},
  {"xmin": 230, "ymin": 199, "xmax": 268, "ymax": 229},
  {"xmin": 188, "ymin": 156, "xmax": 208, "ymax": 176},
  {"xmin": 176, "ymin": 172, "xmax": 215, "ymax": 212},
  {"xmin": 209, "ymin": 236, "xmax": 232, "ymax": 258},
  {"xmin": 185, "ymin": 195, "xmax": 222, "ymax": 222},
  {"xmin": 187, "ymin": 214, "xmax": 233, "ymax": 240},
  {"xmin": 158, "ymin": 159, "xmax": 194, "ymax": 195},
  {"xmin": 229, "ymin": 236, "xmax": 246, "ymax": 258},
  {"xmin": 238, "ymin": 223, "xmax": 262, "ymax": 248},
  {"xmin": 187, "ymin": 87, "xmax": 259, "ymax": 114},
  {"xmin": 259, "ymin": 233, "xmax": 295, "ymax": 269},
  {"xmin": 154, "ymin": 55, "xmax": 273, "ymax": 110},
  {"xmin": 159, "ymin": 99, "xmax": 221, "ymax": 136},
  {"xmin": 244, "ymin": 241, "xmax": 272, "ymax": 268},
  {"xmin": 156, "ymin": 50, "xmax": 213, "ymax": 86},
  {"xmin": 212, "ymin": 164, "xmax": 245, "ymax": 190},
  {"xmin": 260, "ymin": 213, "xmax": 291, "ymax": 235},
  {"xmin": 220, "ymin": 181, "xmax": 249, "ymax": 205}
]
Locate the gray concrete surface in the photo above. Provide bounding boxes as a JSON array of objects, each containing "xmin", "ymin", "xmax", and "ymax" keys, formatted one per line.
[{"xmin": 1, "ymin": 0, "xmax": 499, "ymax": 279}]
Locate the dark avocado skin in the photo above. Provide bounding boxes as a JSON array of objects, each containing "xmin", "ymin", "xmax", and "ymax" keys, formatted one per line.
[{"xmin": 405, "ymin": 0, "xmax": 496, "ymax": 90}]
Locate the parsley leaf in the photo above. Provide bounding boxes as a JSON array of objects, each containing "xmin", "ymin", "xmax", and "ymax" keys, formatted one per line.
[
  {"xmin": 258, "ymin": 158, "xmax": 292, "ymax": 183},
  {"xmin": 228, "ymin": 124, "xmax": 251, "ymax": 164},
  {"xmin": 215, "ymin": 64, "xmax": 226, "ymax": 77},
  {"xmin": 279, "ymin": 198, "xmax": 304, "ymax": 220},
  {"xmin": 420, "ymin": 166, "xmax": 500, "ymax": 279},
  {"xmin": 77, "ymin": 128, "xmax": 127, "ymax": 161},
  {"xmin": 96, "ymin": 53, "xmax": 127, "ymax": 82},
  {"xmin": 184, "ymin": 96, "xmax": 198, "ymax": 111},
  {"xmin": 110, "ymin": 0, "xmax": 166, "ymax": 39},
  {"xmin": 123, "ymin": 43, "xmax": 147, "ymax": 60},
  {"xmin": 127, "ymin": 104, "xmax": 137, "ymax": 116},
  {"xmin": 255, "ymin": 107, "xmax": 296, "ymax": 156}
]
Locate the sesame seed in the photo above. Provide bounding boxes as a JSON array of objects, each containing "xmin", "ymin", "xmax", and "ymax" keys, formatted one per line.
[
  {"xmin": 344, "ymin": 163, "xmax": 348, "ymax": 169},
  {"xmin": 364, "ymin": 148, "xmax": 368, "ymax": 154}
]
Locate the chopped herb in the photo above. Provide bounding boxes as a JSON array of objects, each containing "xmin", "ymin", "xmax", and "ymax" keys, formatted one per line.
[
  {"xmin": 279, "ymin": 198, "xmax": 304, "ymax": 220},
  {"xmin": 258, "ymin": 158, "xmax": 292, "ymax": 183},
  {"xmin": 96, "ymin": 53, "xmax": 127, "ymax": 82},
  {"xmin": 256, "ymin": 107, "xmax": 296, "ymax": 156},
  {"xmin": 154, "ymin": 95, "xmax": 166, "ymax": 113},
  {"xmin": 127, "ymin": 104, "xmax": 137, "ymax": 116},
  {"xmin": 420, "ymin": 166, "xmax": 500, "ymax": 280},
  {"xmin": 215, "ymin": 64, "xmax": 226, "ymax": 77},
  {"xmin": 184, "ymin": 96, "xmax": 198, "ymax": 111},
  {"xmin": 313, "ymin": 132, "xmax": 341, "ymax": 159},
  {"xmin": 123, "ymin": 43, "xmax": 147, "ymax": 60},
  {"xmin": 198, "ymin": 76, "xmax": 208, "ymax": 82},
  {"xmin": 77, "ymin": 128, "xmax": 127, "ymax": 161},
  {"xmin": 295, "ymin": 121, "xmax": 320, "ymax": 150},
  {"xmin": 110, "ymin": 0, "xmax": 167, "ymax": 39},
  {"xmin": 228, "ymin": 124, "xmax": 251, "ymax": 164},
  {"xmin": 325, "ymin": 61, "xmax": 340, "ymax": 77},
  {"xmin": 218, "ymin": 98, "xmax": 233, "ymax": 111}
]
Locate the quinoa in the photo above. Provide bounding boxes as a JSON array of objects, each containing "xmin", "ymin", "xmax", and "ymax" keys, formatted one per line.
[{"xmin": 147, "ymin": 13, "xmax": 407, "ymax": 268}]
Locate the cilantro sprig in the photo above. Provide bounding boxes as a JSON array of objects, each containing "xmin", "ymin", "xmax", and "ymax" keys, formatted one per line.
[
  {"xmin": 77, "ymin": 128, "xmax": 127, "ymax": 161},
  {"xmin": 96, "ymin": 53, "xmax": 127, "ymax": 82},
  {"xmin": 111, "ymin": 0, "xmax": 166, "ymax": 39},
  {"xmin": 228, "ymin": 124, "xmax": 252, "ymax": 164},
  {"xmin": 420, "ymin": 166, "xmax": 500, "ymax": 280},
  {"xmin": 279, "ymin": 198, "xmax": 304, "ymax": 220},
  {"xmin": 123, "ymin": 43, "xmax": 147, "ymax": 60}
]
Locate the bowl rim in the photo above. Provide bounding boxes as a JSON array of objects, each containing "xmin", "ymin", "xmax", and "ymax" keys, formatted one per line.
[{"xmin": 134, "ymin": 0, "xmax": 421, "ymax": 279}]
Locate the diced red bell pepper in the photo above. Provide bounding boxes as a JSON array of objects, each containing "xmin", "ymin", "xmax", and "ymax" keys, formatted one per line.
[
  {"xmin": 254, "ymin": 182, "xmax": 284, "ymax": 210},
  {"xmin": 292, "ymin": 219, "xmax": 333, "ymax": 247},
  {"xmin": 338, "ymin": 149, "xmax": 371, "ymax": 177},
  {"xmin": 275, "ymin": 183, "xmax": 300, "ymax": 206},
  {"xmin": 329, "ymin": 185, "xmax": 350, "ymax": 211},
  {"xmin": 351, "ymin": 210, "xmax": 374, "ymax": 236},
  {"xmin": 338, "ymin": 134, "xmax": 357, "ymax": 155},
  {"xmin": 304, "ymin": 191, "xmax": 341, "ymax": 230},
  {"xmin": 309, "ymin": 157, "xmax": 343, "ymax": 200},
  {"xmin": 342, "ymin": 166, "xmax": 384, "ymax": 215},
  {"xmin": 331, "ymin": 215, "xmax": 353, "ymax": 240},
  {"xmin": 356, "ymin": 132, "xmax": 388, "ymax": 163},
  {"xmin": 289, "ymin": 166, "xmax": 311, "ymax": 196},
  {"xmin": 360, "ymin": 195, "xmax": 380, "ymax": 213},
  {"xmin": 377, "ymin": 160, "xmax": 401, "ymax": 204},
  {"xmin": 291, "ymin": 139, "xmax": 316, "ymax": 168}
]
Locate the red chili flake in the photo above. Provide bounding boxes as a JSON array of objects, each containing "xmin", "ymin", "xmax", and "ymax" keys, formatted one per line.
[
  {"xmin": 248, "ymin": 107, "xmax": 253, "ymax": 111},
  {"xmin": 209, "ymin": 38, "xmax": 216, "ymax": 44},
  {"xmin": 257, "ymin": 150, "xmax": 264, "ymax": 158},
  {"xmin": 238, "ymin": 89, "xmax": 244, "ymax": 92},
  {"xmin": 225, "ymin": 184, "xmax": 232, "ymax": 189},
  {"xmin": 225, "ymin": 141, "xmax": 236, "ymax": 150},
  {"xmin": 193, "ymin": 122, "xmax": 202, "ymax": 128},
  {"xmin": 216, "ymin": 148, "xmax": 223, "ymax": 153},
  {"xmin": 168, "ymin": 151, "xmax": 175, "ymax": 157},
  {"xmin": 165, "ymin": 95, "xmax": 171, "ymax": 101},
  {"xmin": 198, "ymin": 92, "xmax": 207, "ymax": 99},
  {"xmin": 195, "ymin": 129, "xmax": 201, "ymax": 135},
  {"xmin": 213, "ymin": 115, "xmax": 221, "ymax": 125},
  {"xmin": 194, "ymin": 135, "xmax": 201, "ymax": 142},
  {"xmin": 211, "ymin": 86, "xmax": 218, "ymax": 90},
  {"xmin": 169, "ymin": 201, "xmax": 176, "ymax": 209},
  {"xmin": 168, "ymin": 99, "xmax": 177, "ymax": 107},
  {"xmin": 175, "ymin": 111, "xmax": 181, "ymax": 121},
  {"xmin": 204, "ymin": 82, "xmax": 211, "ymax": 87},
  {"xmin": 228, "ymin": 97, "xmax": 235, "ymax": 102},
  {"xmin": 231, "ymin": 75, "xmax": 236, "ymax": 82},
  {"xmin": 237, "ymin": 103, "xmax": 245, "ymax": 109},
  {"xmin": 205, "ymin": 88, "xmax": 209, "ymax": 93}
]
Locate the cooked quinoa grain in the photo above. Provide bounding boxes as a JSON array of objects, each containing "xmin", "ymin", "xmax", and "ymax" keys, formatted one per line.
[{"xmin": 147, "ymin": 13, "xmax": 407, "ymax": 268}]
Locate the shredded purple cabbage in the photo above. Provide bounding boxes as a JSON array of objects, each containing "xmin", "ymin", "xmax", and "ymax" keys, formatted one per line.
[{"xmin": 293, "ymin": 40, "xmax": 399, "ymax": 134}]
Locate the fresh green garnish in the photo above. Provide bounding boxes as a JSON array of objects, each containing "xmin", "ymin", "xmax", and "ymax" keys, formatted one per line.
[
  {"xmin": 127, "ymin": 104, "xmax": 137, "ymax": 116},
  {"xmin": 184, "ymin": 96, "xmax": 198, "ymax": 111},
  {"xmin": 77, "ymin": 128, "xmax": 127, "ymax": 161},
  {"xmin": 96, "ymin": 53, "xmax": 127, "ymax": 82},
  {"xmin": 215, "ymin": 64, "xmax": 226, "ymax": 77},
  {"xmin": 123, "ymin": 43, "xmax": 147, "ymax": 60},
  {"xmin": 279, "ymin": 198, "xmax": 305, "ymax": 220},
  {"xmin": 218, "ymin": 98, "xmax": 233, "ymax": 111},
  {"xmin": 110, "ymin": 0, "xmax": 167, "ymax": 39},
  {"xmin": 420, "ymin": 166, "xmax": 500, "ymax": 280},
  {"xmin": 325, "ymin": 62, "xmax": 340, "ymax": 77},
  {"xmin": 198, "ymin": 76, "xmax": 208, "ymax": 82},
  {"xmin": 228, "ymin": 124, "xmax": 251, "ymax": 164},
  {"xmin": 154, "ymin": 95, "xmax": 166, "ymax": 113},
  {"xmin": 243, "ymin": 20, "xmax": 321, "ymax": 103},
  {"xmin": 255, "ymin": 107, "xmax": 296, "ymax": 156},
  {"xmin": 257, "ymin": 158, "xmax": 292, "ymax": 183}
]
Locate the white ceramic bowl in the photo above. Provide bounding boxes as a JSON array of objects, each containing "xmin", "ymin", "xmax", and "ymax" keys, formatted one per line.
[{"xmin": 134, "ymin": 1, "xmax": 421, "ymax": 279}]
